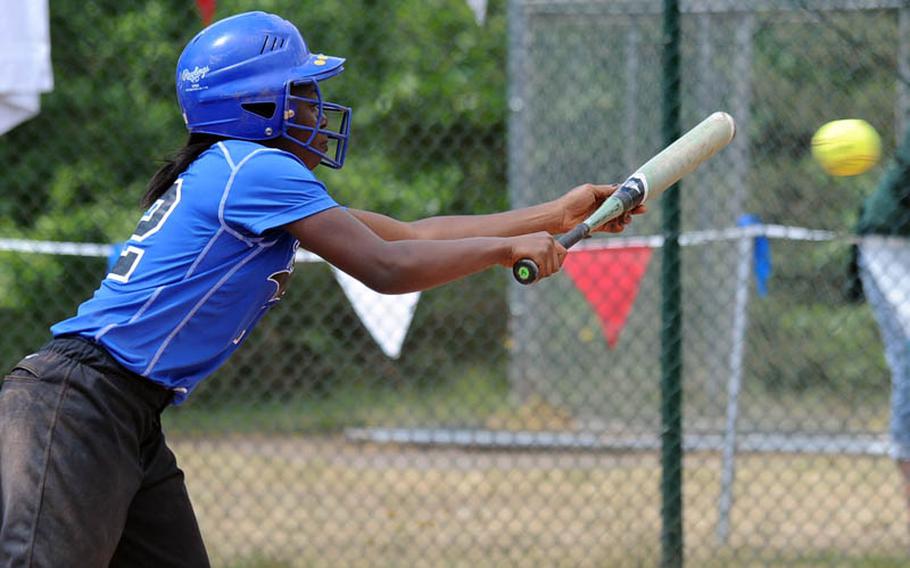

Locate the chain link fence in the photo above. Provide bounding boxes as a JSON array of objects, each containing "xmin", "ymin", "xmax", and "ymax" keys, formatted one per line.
[{"xmin": 2, "ymin": 0, "xmax": 909, "ymax": 565}]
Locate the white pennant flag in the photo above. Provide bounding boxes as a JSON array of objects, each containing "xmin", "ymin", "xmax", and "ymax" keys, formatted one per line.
[{"xmin": 332, "ymin": 268, "xmax": 420, "ymax": 359}]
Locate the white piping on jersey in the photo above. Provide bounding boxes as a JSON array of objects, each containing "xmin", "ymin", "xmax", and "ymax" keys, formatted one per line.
[
  {"xmin": 185, "ymin": 226, "xmax": 224, "ymax": 278},
  {"xmin": 142, "ymin": 244, "xmax": 268, "ymax": 376},
  {"xmin": 93, "ymin": 286, "xmax": 166, "ymax": 341},
  {"xmin": 188, "ymin": 142, "xmax": 272, "ymax": 277},
  {"xmin": 217, "ymin": 142, "xmax": 271, "ymax": 246},
  {"xmin": 143, "ymin": 143, "xmax": 287, "ymax": 377},
  {"xmin": 219, "ymin": 142, "xmax": 236, "ymax": 169}
]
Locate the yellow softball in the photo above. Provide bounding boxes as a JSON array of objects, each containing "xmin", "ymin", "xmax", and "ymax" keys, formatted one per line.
[{"xmin": 811, "ymin": 119, "xmax": 881, "ymax": 176}]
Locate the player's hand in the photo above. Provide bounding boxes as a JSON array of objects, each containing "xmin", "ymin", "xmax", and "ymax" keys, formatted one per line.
[
  {"xmin": 503, "ymin": 232, "xmax": 566, "ymax": 279},
  {"xmin": 555, "ymin": 183, "xmax": 647, "ymax": 234}
]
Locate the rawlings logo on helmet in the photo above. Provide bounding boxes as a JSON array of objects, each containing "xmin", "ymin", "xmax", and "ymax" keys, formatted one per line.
[{"xmin": 180, "ymin": 66, "xmax": 210, "ymax": 88}]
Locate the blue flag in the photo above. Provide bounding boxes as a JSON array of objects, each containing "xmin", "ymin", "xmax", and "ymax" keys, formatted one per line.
[{"xmin": 737, "ymin": 214, "xmax": 771, "ymax": 297}]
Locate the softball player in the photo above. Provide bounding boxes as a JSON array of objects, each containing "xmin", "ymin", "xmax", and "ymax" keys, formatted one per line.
[{"xmin": 0, "ymin": 11, "xmax": 641, "ymax": 566}]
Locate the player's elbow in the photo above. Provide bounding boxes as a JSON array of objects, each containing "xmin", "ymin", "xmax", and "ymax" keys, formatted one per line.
[
  {"xmin": 369, "ymin": 279, "xmax": 416, "ymax": 295},
  {"xmin": 354, "ymin": 256, "xmax": 420, "ymax": 295}
]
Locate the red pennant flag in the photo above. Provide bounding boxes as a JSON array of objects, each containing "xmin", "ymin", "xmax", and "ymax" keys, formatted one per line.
[
  {"xmin": 196, "ymin": 0, "xmax": 216, "ymax": 26},
  {"xmin": 563, "ymin": 246, "xmax": 653, "ymax": 349}
]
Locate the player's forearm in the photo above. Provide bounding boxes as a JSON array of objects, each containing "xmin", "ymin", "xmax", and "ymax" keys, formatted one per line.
[
  {"xmin": 365, "ymin": 238, "xmax": 512, "ymax": 294},
  {"xmin": 408, "ymin": 201, "xmax": 562, "ymax": 240}
]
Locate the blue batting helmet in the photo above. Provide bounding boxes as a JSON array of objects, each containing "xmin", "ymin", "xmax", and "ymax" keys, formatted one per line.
[{"xmin": 176, "ymin": 11, "xmax": 351, "ymax": 168}]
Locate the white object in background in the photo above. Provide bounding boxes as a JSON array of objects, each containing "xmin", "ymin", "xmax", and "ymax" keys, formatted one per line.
[
  {"xmin": 465, "ymin": 0, "xmax": 487, "ymax": 25},
  {"xmin": 332, "ymin": 268, "xmax": 420, "ymax": 359},
  {"xmin": 0, "ymin": 0, "xmax": 53, "ymax": 135},
  {"xmin": 862, "ymin": 240, "xmax": 910, "ymax": 337}
]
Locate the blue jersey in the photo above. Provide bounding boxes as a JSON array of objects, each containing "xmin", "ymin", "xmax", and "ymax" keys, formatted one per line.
[{"xmin": 52, "ymin": 140, "xmax": 339, "ymax": 403}]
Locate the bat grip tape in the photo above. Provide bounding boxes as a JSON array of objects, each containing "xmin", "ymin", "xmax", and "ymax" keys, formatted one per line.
[
  {"xmin": 557, "ymin": 223, "xmax": 590, "ymax": 249},
  {"xmin": 512, "ymin": 223, "xmax": 590, "ymax": 285}
]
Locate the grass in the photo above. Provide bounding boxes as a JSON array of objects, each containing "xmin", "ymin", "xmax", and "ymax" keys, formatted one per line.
[
  {"xmin": 172, "ymin": 439, "xmax": 908, "ymax": 568},
  {"xmin": 163, "ymin": 363, "xmax": 513, "ymax": 435},
  {"xmin": 165, "ymin": 362, "xmax": 891, "ymax": 440}
]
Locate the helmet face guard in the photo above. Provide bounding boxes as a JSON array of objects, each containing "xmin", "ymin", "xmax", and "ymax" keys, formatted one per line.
[
  {"xmin": 176, "ymin": 11, "xmax": 352, "ymax": 168},
  {"xmin": 283, "ymin": 79, "xmax": 351, "ymax": 169}
]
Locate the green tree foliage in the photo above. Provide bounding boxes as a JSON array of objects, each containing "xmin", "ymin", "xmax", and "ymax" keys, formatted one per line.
[{"xmin": 0, "ymin": 0, "xmax": 508, "ymax": 236}]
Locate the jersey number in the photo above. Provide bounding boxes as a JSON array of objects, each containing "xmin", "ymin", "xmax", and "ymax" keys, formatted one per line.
[{"xmin": 108, "ymin": 179, "xmax": 182, "ymax": 283}]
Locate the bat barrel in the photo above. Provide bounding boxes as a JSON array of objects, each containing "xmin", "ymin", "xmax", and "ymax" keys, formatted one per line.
[{"xmin": 635, "ymin": 111, "xmax": 735, "ymax": 201}]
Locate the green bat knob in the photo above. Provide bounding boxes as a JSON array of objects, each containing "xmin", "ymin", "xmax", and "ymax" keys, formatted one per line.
[{"xmin": 513, "ymin": 259, "xmax": 539, "ymax": 285}]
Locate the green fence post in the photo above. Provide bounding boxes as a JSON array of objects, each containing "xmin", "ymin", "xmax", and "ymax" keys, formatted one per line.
[{"xmin": 661, "ymin": 0, "xmax": 684, "ymax": 566}]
